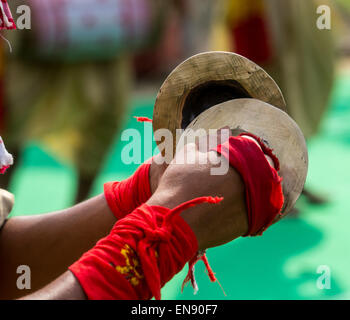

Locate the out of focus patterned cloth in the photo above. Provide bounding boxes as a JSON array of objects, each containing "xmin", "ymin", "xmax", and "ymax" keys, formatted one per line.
[
  {"xmin": 2, "ymin": 0, "xmax": 167, "ymax": 183},
  {"xmin": 28, "ymin": 0, "xmax": 154, "ymax": 61},
  {"xmin": 3, "ymin": 0, "xmax": 136, "ymax": 181},
  {"xmin": 4, "ymin": 56, "xmax": 131, "ymax": 178},
  {"xmin": 0, "ymin": 136, "xmax": 14, "ymax": 229}
]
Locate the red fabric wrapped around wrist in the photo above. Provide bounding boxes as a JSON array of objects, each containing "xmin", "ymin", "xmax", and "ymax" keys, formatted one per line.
[
  {"xmin": 182, "ymin": 134, "xmax": 284, "ymax": 295},
  {"xmin": 104, "ymin": 159, "xmax": 152, "ymax": 220},
  {"xmin": 69, "ymin": 196, "xmax": 221, "ymax": 300},
  {"xmin": 215, "ymin": 134, "xmax": 284, "ymax": 236}
]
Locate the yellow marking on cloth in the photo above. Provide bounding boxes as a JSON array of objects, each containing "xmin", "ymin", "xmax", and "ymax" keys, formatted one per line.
[{"xmin": 115, "ymin": 244, "xmax": 144, "ymax": 286}]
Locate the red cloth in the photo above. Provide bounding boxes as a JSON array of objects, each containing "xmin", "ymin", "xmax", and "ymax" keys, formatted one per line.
[
  {"xmin": 104, "ymin": 160, "xmax": 152, "ymax": 220},
  {"xmin": 181, "ymin": 133, "xmax": 284, "ymax": 295},
  {"xmin": 0, "ymin": 0, "xmax": 16, "ymax": 30},
  {"xmin": 69, "ymin": 196, "xmax": 222, "ymax": 300},
  {"xmin": 215, "ymin": 134, "xmax": 284, "ymax": 236},
  {"xmin": 230, "ymin": 14, "xmax": 272, "ymax": 65},
  {"xmin": 73, "ymin": 133, "xmax": 283, "ymax": 299},
  {"xmin": 134, "ymin": 116, "xmax": 153, "ymax": 123}
]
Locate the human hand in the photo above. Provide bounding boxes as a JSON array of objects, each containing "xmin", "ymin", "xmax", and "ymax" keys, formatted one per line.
[
  {"xmin": 149, "ymin": 127, "xmax": 232, "ymax": 193},
  {"xmin": 148, "ymin": 134, "xmax": 249, "ymax": 251}
]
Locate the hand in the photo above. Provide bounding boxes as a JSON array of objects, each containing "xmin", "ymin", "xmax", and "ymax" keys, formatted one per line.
[
  {"xmin": 149, "ymin": 130, "xmax": 275, "ymax": 194},
  {"xmin": 148, "ymin": 136, "xmax": 249, "ymax": 251},
  {"xmin": 149, "ymin": 127, "xmax": 231, "ymax": 194}
]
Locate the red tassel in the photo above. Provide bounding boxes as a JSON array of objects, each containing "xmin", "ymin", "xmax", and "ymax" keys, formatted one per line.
[
  {"xmin": 0, "ymin": 164, "xmax": 9, "ymax": 174},
  {"xmin": 134, "ymin": 116, "xmax": 153, "ymax": 123},
  {"xmin": 200, "ymin": 254, "xmax": 216, "ymax": 282},
  {"xmin": 182, "ymin": 250, "xmax": 220, "ymax": 295}
]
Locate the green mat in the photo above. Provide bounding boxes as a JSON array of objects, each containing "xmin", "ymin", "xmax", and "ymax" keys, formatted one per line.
[{"xmin": 8, "ymin": 75, "xmax": 350, "ymax": 300}]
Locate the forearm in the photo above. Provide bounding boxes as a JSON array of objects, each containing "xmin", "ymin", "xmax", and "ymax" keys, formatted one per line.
[
  {"xmin": 16, "ymin": 151, "xmax": 250, "ymax": 300},
  {"xmin": 0, "ymin": 157, "xmax": 164, "ymax": 299},
  {"xmin": 14, "ymin": 136, "xmax": 276, "ymax": 300},
  {"xmin": 22, "ymin": 191, "xmax": 206, "ymax": 300},
  {"xmin": 18, "ymin": 271, "xmax": 87, "ymax": 300},
  {"xmin": 0, "ymin": 194, "xmax": 115, "ymax": 299}
]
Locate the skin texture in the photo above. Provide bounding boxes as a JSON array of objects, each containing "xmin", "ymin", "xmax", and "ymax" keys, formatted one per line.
[
  {"xmin": 149, "ymin": 141, "xmax": 249, "ymax": 250},
  {"xmin": 6, "ymin": 130, "xmax": 273, "ymax": 300},
  {"xmin": 0, "ymin": 194, "xmax": 114, "ymax": 299}
]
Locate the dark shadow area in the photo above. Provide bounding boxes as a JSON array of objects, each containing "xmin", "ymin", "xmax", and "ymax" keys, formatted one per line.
[{"xmin": 181, "ymin": 80, "xmax": 251, "ymax": 129}]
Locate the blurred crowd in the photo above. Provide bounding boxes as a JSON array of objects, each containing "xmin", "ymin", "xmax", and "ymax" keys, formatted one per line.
[{"xmin": 0, "ymin": 0, "xmax": 348, "ymax": 203}]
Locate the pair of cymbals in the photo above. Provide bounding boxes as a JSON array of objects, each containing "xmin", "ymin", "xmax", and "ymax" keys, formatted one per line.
[{"xmin": 152, "ymin": 51, "xmax": 308, "ymax": 216}]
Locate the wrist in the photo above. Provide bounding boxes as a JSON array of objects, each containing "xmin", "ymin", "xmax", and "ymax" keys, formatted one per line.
[
  {"xmin": 103, "ymin": 161, "xmax": 152, "ymax": 220},
  {"xmin": 147, "ymin": 189, "xmax": 205, "ymax": 251},
  {"xmin": 69, "ymin": 198, "xmax": 200, "ymax": 300}
]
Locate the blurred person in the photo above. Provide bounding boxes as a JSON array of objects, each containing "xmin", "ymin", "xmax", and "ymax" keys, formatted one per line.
[
  {"xmin": 180, "ymin": 0, "xmax": 214, "ymax": 57},
  {"xmin": 211, "ymin": 0, "xmax": 334, "ymax": 205},
  {"xmin": 133, "ymin": 0, "xmax": 215, "ymax": 80},
  {"xmin": 1, "ymin": 0, "xmax": 165, "ymax": 203},
  {"xmin": 133, "ymin": 0, "xmax": 188, "ymax": 80},
  {"xmin": 335, "ymin": 0, "xmax": 350, "ymax": 55},
  {"xmin": 264, "ymin": 0, "xmax": 334, "ymax": 143},
  {"xmin": 266, "ymin": 0, "xmax": 334, "ymax": 204}
]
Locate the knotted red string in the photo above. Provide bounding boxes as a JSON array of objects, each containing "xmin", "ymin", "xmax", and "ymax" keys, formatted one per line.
[
  {"xmin": 104, "ymin": 160, "xmax": 152, "ymax": 220},
  {"xmin": 69, "ymin": 196, "xmax": 222, "ymax": 300},
  {"xmin": 182, "ymin": 250, "xmax": 217, "ymax": 294},
  {"xmin": 138, "ymin": 196, "xmax": 223, "ymax": 300}
]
